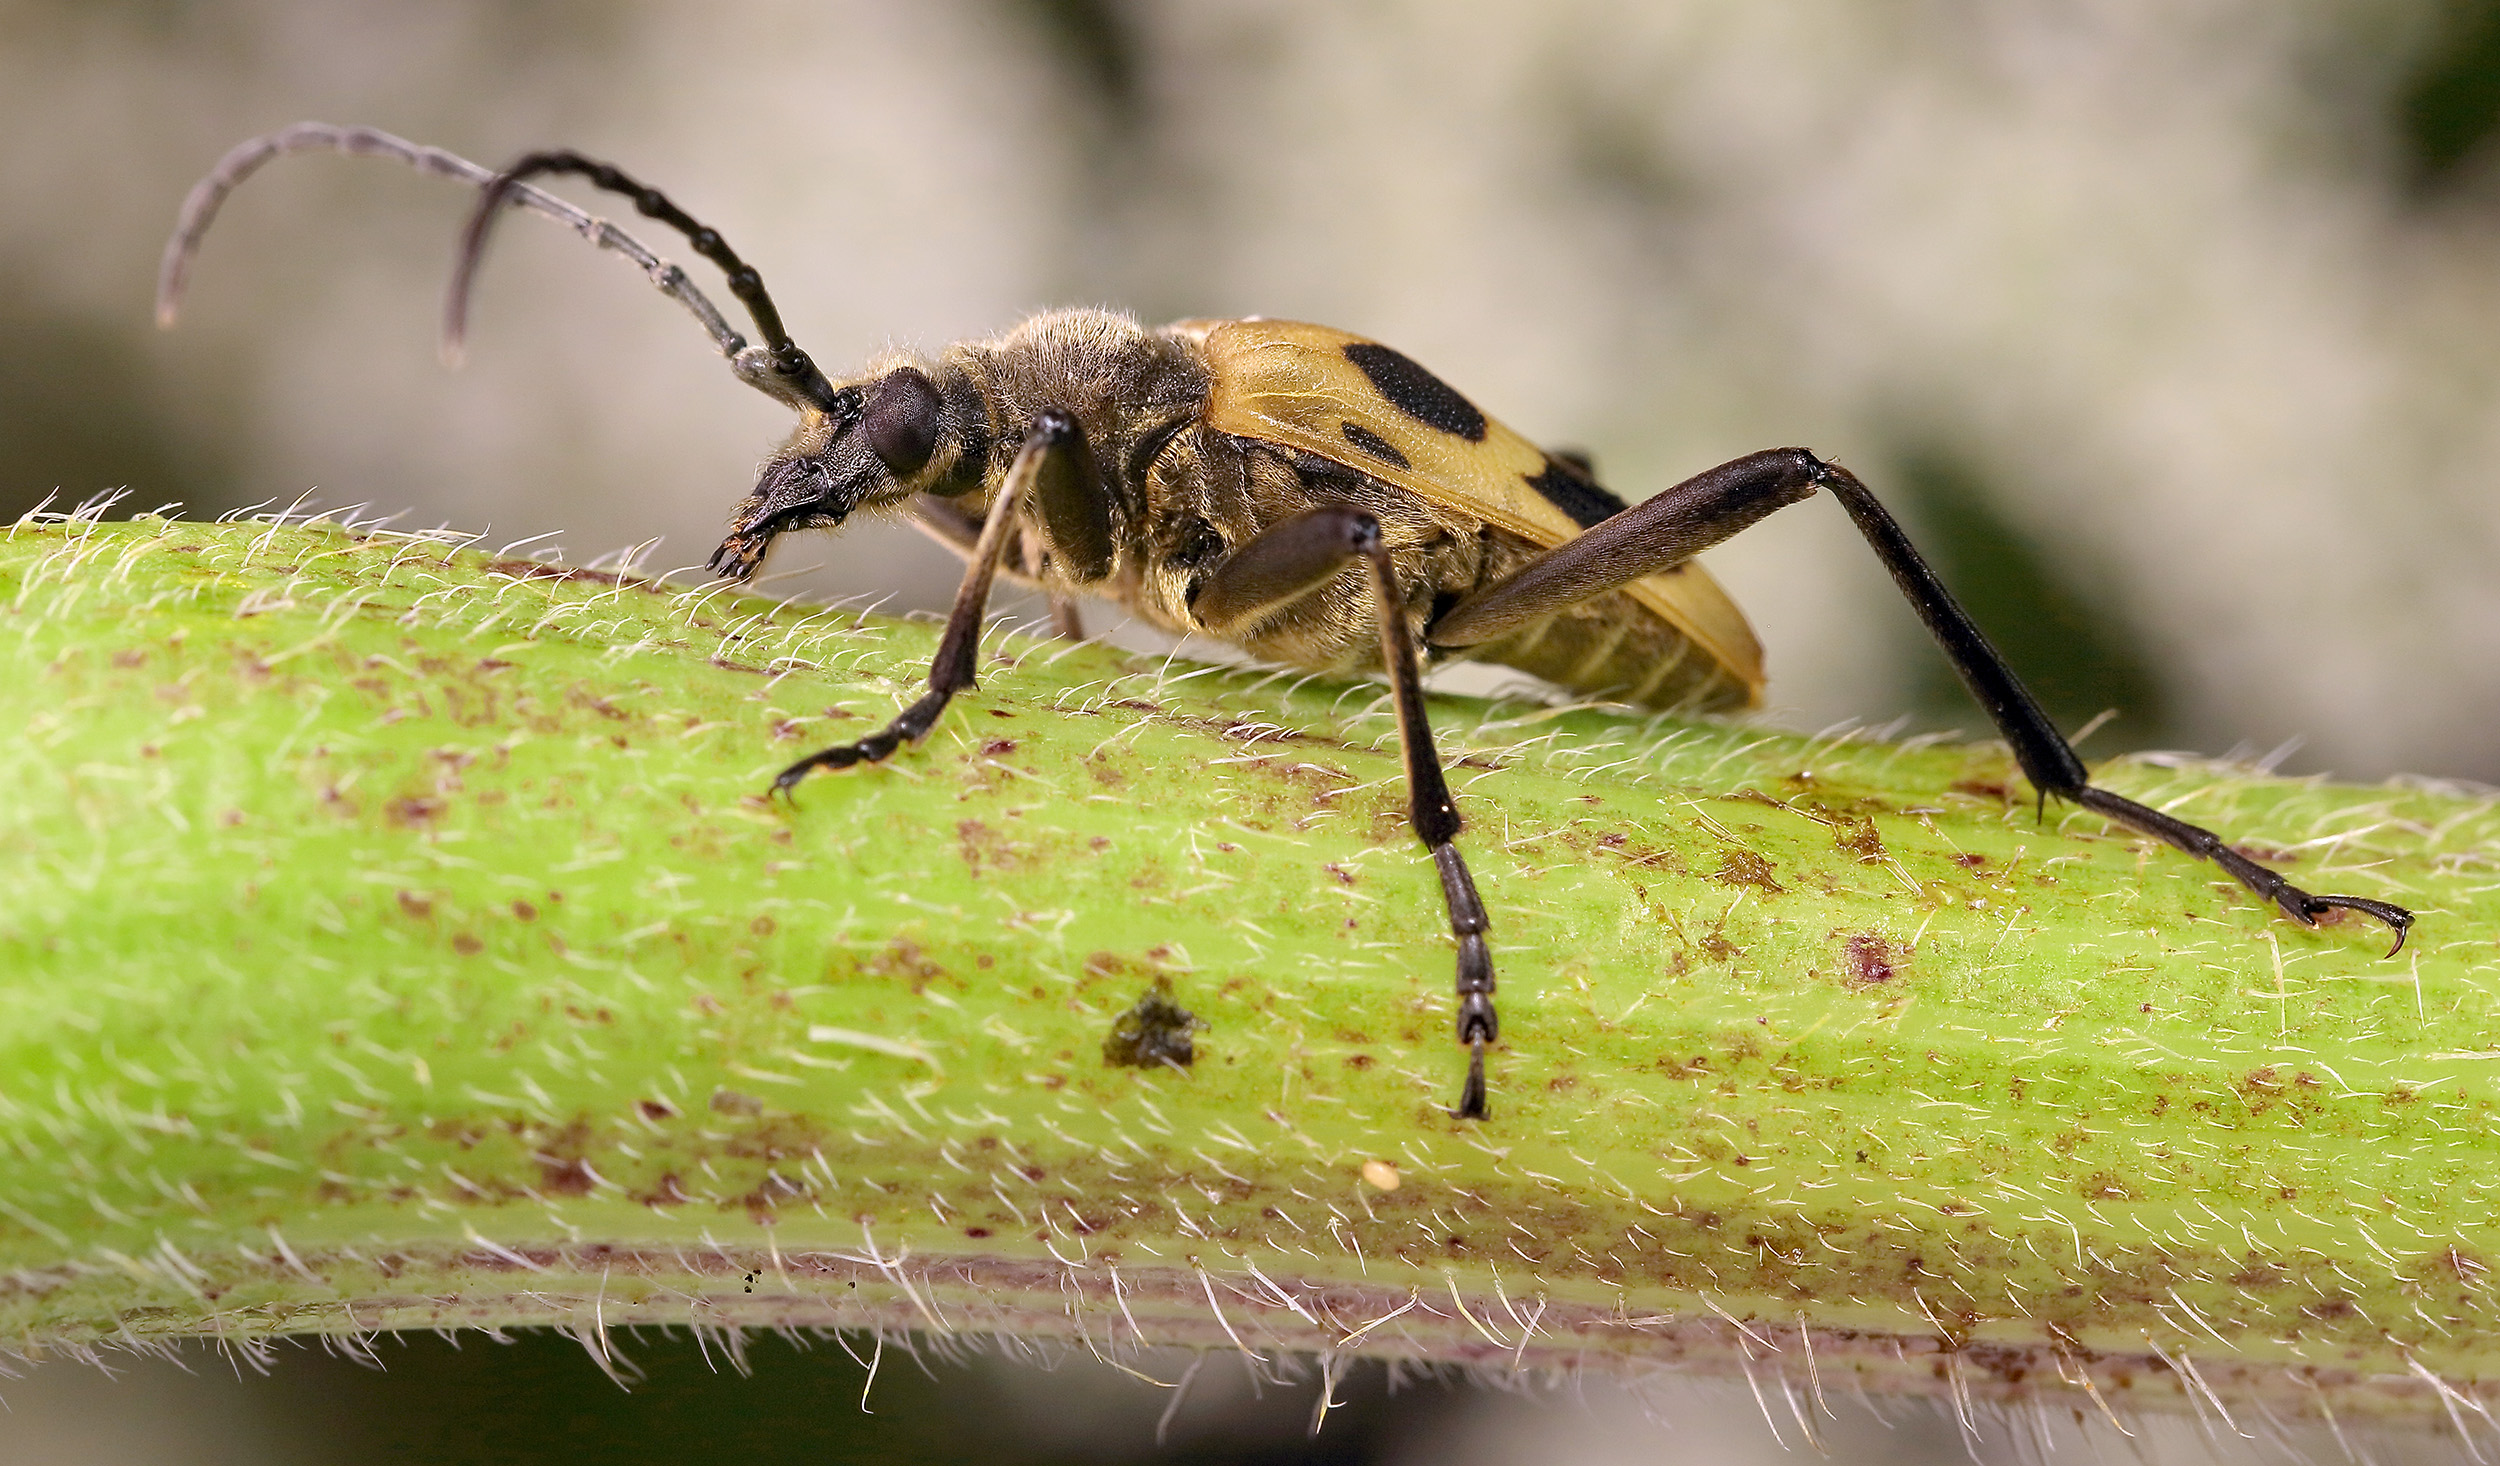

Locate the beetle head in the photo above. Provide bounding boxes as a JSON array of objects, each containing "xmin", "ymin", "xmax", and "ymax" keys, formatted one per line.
[{"xmin": 707, "ymin": 356, "xmax": 983, "ymax": 580}]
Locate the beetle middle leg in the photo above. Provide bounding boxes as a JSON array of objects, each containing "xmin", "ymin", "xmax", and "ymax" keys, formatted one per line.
[
  {"xmin": 771, "ymin": 411, "xmax": 1082, "ymax": 794},
  {"xmin": 1432, "ymin": 448, "xmax": 2412, "ymax": 953},
  {"xmin": 1195, "ymin": 507, "xmax": 1498, "ymax": 1120}
]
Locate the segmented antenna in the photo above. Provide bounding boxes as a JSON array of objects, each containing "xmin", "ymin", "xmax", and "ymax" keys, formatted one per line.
[
  {"xmin": 450, "ymin": 151, "xmax": 841, "ymax": 415},
  {"xmin": 160, "ymin": 124, "xmax": 747, "ymax": 360}
]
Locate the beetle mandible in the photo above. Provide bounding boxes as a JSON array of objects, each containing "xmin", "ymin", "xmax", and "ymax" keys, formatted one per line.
[{"xmin": 160, "ymin": 124, "xmax": 2414, "ymax": 1121}]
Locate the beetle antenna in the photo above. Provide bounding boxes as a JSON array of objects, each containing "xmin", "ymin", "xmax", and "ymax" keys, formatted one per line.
[
  {"xmin": 449, "ymin": 151, "xmax": 841, "ymax": 415},
  {"xmin": 158, "ymin": 123, "xmax": 755, "ymax": 378}
]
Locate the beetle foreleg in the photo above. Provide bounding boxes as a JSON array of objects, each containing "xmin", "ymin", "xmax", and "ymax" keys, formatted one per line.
[{"xmin": 769, "ymin": 410, "xmax": 1076, "ymax": 797}]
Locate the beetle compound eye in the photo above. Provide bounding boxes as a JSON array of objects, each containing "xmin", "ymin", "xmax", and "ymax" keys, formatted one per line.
[{"xmin": 863, "ymin": 367, "xmax": 943, "ymax": 477}]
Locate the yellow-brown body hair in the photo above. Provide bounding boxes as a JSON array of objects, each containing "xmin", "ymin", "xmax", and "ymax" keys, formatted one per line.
[{"xmin": 796, "ymin": 308, "xmax": 1764, "ymax": 712}]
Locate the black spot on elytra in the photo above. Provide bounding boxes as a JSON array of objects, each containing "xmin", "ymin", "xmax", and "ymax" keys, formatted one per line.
[
  {"xmin": 1525, "ymin": 456, "xmax": 1628, "ymax": 530},
  {"xmin": 1339, "ymin": 420, "xmax": 1411, "ymax": 469},
  {"xmin": 1343, "ymin": 342, "xmax": 1486, "ymax": 441}
]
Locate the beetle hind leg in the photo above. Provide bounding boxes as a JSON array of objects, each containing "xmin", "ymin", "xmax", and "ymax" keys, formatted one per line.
[
  {"xmin": 1427, "ymin": 446, "xmax": 2410, "ymax": 953},
  {"xmin": 1808, "ymin": 456, "xmax": 2414, "ymax": 955}
]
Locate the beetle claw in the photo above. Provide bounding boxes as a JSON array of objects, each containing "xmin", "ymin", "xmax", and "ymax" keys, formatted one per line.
[
  {"xmin": 2287, "ymin": 891, "xmax": 2413, "ymax": 957},
  {"xmin": 1447, "ymin": 1041, "xmax": 1489, "ymax": 1122}
]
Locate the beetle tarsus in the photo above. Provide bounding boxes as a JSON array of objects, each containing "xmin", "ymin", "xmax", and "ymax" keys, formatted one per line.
[
  {"xmin": 2061, "ymin": 785, "xmax": 2413, "ymax": 953},
  {"xmin": 774, "ymin": 688, "xmax": 949, "ymax": 796},
  {"xmin": 707, "ymin": 535, "xmax": 766, "ymax": 581},
  {"xmin": 2298, "ymin": 894, "xmax": 2413, "ymax": 957}
]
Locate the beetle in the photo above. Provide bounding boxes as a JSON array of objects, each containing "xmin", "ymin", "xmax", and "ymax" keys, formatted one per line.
[{"xmin": 160, "ymin": 124, "xmax": 2413, "ymax": 1121}]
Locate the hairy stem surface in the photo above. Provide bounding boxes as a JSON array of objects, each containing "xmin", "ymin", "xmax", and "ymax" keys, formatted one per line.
[{"xmin": 3, "ymin": 511, "xmax": 2496, "ymax": 1427}]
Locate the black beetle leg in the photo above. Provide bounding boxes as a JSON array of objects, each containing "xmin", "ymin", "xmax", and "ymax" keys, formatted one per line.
[
  {"xmin": 1809, "ymin": 456, "xmax": 2413, "ymax": 955},
  {"xmin": 771, "ymin": 410, "xmax": 1083, "ymax": 796},
  {"xmin": 1196, "ymin": 505, "xmax": 1496, "ymax": 1119}
]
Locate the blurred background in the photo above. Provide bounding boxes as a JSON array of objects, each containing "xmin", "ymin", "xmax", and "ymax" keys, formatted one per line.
[
  {"xmin": 3, "ymin": 0, "xmax": 2497, "ymax": 1460},
  {"xmin": 10, "ymin": 0, "xmax": 2500, "ymax": 782},
  {"xmin": 0, "ymin": 1326, "xmax": 2462, "ymax": 1466}
]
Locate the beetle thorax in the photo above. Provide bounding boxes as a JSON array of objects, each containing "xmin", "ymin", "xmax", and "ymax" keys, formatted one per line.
[{"xmin": 946, "ymin": 308, "xmax": 1212, "ymax": 508}]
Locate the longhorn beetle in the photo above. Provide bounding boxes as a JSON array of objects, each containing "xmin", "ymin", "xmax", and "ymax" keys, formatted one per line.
[{"xmin": 160, "ymin": 124, "xmax": 2413, "ymax": 1121}]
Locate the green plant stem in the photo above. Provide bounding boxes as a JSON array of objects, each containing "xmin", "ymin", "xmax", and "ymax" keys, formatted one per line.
[{"xmin": 3, "ymin": 512, "xmax": 2496, "ymax": 1425}]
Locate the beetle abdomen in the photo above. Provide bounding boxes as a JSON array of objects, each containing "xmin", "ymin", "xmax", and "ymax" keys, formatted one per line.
[
  {"xmin": 1436, "ymin": 526, "xmax": 1744, "ymax": 712},
  {"xmin": 1458, "ymin": 587, "xmax": 1745, "ymax": 712}
]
